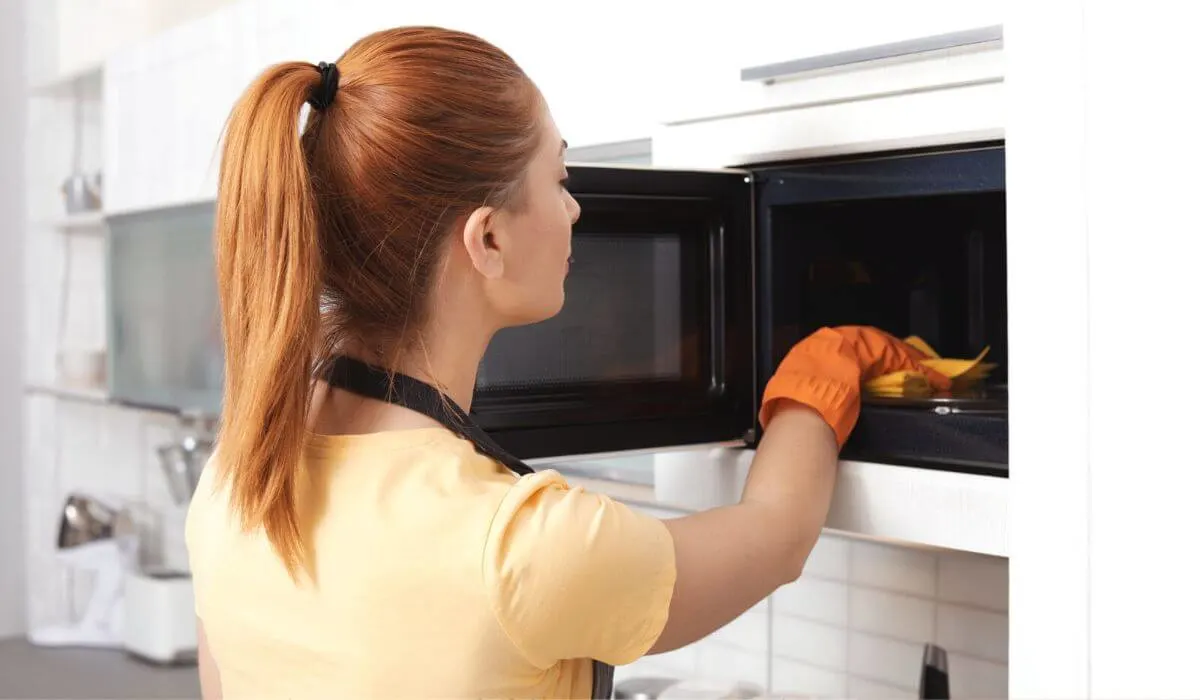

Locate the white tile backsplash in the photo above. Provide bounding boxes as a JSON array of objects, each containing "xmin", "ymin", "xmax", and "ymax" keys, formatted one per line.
[
  {"xmin": 850, "ymin": 587, "xmax": 936, "ymax": 642},
  {"xmin": 936, "ymin": 603, "xmax": 1009, "ymax": 663},
  {"xmin": 948, "ymin": 652, "xmax": 1008, "ymax": 699},
  {"xmin": 938, "ymin": 552, "xmax": 1009, "ymax": 612},
  {"xmin": 646, "ymin": 644, "xmax": 701, "ymax": 677},
  {"xmin": 771, "ymin": 615, "xmax": 847, "ymax": 670},
  {"xmin": 770, "ymin": 657, "xmax": 848, "ymax": 697},
  {"xmin": 850, "ymin": 540, "xmax": 938, "ymax": 597},
  {"xmin": 696, "ymin": 642, "xmax": 769, "ymax": 689},
  {"xmin": 848, "ymin": 675, "xmax": 917, "ymax": 699},
  {"xmin": 774, "ymin": 576, "xmax": 850, "ymax": 627},
  {"xmin": 621, "ymin": 533, "xmax": 1009, "ymax": 695},
  {"xmin": 708, "ymin": 605, "xmax": 769, "ymax": 652},
  {"xmin": 848, "ymin": 632, "xmax": 925, "ymax": 689},
  {"xmin": 803, "ymin": 533, "xmax": 851, "ymax": 580}
]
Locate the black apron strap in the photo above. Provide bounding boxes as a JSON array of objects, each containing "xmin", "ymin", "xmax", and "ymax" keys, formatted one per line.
[
  {"xmin": 323, "ymin": 355, "xmax": 532, "ymax": 476},
  {"xmin": 321, "ymin": 355, "xmax": 614, "ymax": 699}
]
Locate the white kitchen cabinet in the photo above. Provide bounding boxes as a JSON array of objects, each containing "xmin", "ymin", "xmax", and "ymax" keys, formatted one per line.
[
  {"xmin": 645, "ymin": 1, "xmax": 1003, "ymax": 123},
  {"xmin": 653, "ymin": 23, "xmax": 1004, "ymax": 168},
  {"xmin": 101, "ymin": 0, "xmax": 1009, "ymax": 209}
]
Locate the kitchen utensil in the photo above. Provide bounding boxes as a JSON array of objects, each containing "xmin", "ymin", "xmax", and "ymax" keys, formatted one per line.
[
  {"xmin": 157, "ymin": 443, "xmax": 194, "ymax": 505},
  {"xmin": 56, "ymin": 493, "xmax": 116, "ymax": 549},
  {"xmin": 919, "ymin": 643, "xmax": 951, "ymax": 699},
  {"xmin": 178, "ymin": 409, "xmax": 215, "ymax": 483},
  {"xmin": 60, "ymin": 172, "xmax": 102, "ymax": 213},
  {"xmin": 155, "ymin": 410, "xmax": 216, "ymax": 505},
  {"xmin": 60, "ymin": 81, "xmax": 102, "ymax": 214},
  {"xmin": 30, "ymin": 494, "xmax": 132, "ymax": 649}
]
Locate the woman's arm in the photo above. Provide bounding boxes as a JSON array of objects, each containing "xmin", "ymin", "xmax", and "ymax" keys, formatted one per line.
[
  {"xmin": 649, "ymin": 326, "xmax": 948, "ymax": 654},
  {"xmin": 649, "ymin": 403, "xmax": 837, "ymax": 652},
  {"xmin": 198, "ymin": 619, "xmax": 222, "ymax": 700}
]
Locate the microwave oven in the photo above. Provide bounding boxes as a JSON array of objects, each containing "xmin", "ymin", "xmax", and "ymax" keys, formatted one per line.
[
  {"xmin": 103, "ymin": 143, "xmax": 1007, "ymax": 476},
  {"xmin": 477, "ymin": 141, "xmax": 1007, "ymax": 475}
]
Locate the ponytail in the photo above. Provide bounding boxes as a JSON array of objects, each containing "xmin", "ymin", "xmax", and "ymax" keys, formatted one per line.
[{"xmin": 213, "ymin": 62, "xmax": 323, "ymax": 577}]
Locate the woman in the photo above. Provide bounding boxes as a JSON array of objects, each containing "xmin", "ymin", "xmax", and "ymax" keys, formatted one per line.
[{"xmin": 185, "ymin": 26, "xmax": 948, "ymax": 699}]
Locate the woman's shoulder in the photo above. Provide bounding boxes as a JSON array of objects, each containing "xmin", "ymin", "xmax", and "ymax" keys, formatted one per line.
[{"xmin": 303, "ymin": 427, "xmax": 518, "ymax": 480}]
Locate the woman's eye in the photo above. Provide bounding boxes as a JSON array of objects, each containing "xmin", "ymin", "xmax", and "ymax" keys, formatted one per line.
[{"xmin": 559, "ymin": 176, "xmax": 571, "ymax": 190}]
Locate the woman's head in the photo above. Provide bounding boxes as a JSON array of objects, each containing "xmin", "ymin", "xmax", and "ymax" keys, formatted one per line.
[{"xmin": 213, "ymin": 26, "xmax": 578, "ymax": 573}]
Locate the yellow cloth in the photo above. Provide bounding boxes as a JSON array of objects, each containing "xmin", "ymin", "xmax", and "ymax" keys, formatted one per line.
[
  {"xmin": 185, "ymin": 427, "xmax": 676, "ymax": 699},
  {"xmin": 863, "ymin": 337, "xmax": 997, "ymax": 398}
]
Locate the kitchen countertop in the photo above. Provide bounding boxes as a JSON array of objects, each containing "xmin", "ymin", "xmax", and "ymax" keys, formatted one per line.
[{"xmin": 0, "ymin": 637, "xmax": 200, "ymax": 699}]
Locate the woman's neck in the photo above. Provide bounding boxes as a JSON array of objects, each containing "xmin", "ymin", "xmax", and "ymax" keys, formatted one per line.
[
  {"xmin": 391, "ymin": 321, "xmax": 493, "ymax": 413},
  {"xmin": 309, "ymin": 321, "xmax": 493, "ymax": 438}
]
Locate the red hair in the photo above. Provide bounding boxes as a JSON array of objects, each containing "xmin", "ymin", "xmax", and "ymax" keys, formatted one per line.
[{"xmin": 213, "ymin": 27, "xmax": 542, "ymax": 575}]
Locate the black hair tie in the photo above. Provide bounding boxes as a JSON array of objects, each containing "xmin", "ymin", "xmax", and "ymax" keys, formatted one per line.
[{"xmin": 307, "ymin": 61, "xmax": 339, "ymax": 111}]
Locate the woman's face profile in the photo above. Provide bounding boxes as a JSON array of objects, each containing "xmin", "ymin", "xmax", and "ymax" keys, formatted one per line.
[{"xmin": 483, "ymin": 103, "xmax": 580, "ymax": 327}]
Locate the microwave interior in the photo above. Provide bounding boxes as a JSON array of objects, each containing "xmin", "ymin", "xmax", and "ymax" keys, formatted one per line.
[
  {"xmin": 758, "ymin": 145, "xmax": 1008, "ymax": 475},
  {"xmin": 764, "ymin": 191, "xmax": 1007, "ymax": 378}
]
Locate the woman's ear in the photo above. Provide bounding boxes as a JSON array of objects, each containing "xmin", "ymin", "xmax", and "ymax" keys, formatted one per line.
[{"xmin": 461, "ymin": 206, "xmax": 504, "ymax": 279}]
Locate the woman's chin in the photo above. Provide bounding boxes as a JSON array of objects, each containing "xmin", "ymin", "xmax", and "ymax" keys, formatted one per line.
[{"xmin": 503, "ymin": 292, "xmax": 566, "ymax": 328}]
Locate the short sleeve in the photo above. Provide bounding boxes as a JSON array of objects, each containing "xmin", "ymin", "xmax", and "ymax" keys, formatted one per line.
[{"xmin": 483, "ymin": 471, "xmax": 677, "ymax": 668}]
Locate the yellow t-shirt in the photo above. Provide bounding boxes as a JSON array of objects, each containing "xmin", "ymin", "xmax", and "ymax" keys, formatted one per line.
[{"xmin": 184, "ymin": 427, "xmax": 676, "ymax": 699}]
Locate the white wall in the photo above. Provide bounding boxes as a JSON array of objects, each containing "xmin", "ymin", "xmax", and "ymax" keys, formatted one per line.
[
  {"xmin": 1008, "ymin": 1, "xmax": 1200, "ymax": 698},
  {"xmin": 0, "ymin": 0, "xmax": 29, "ymax": 639}
]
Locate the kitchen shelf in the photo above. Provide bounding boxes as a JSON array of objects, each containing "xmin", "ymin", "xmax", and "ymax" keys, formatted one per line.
[
  {"xmin": 24, "ymin": 383, "xmax": 110, "ymax": 405},
  {"xmin": 562, "ymin": 451, "xmax": 1008, "ymax": 558},
  {"xmin": 44, "ymin": 211, "xmax": 107, "ymax": 231}
]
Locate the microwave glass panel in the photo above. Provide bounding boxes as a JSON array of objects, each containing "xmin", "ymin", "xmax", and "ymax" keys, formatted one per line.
[{"xmin": 478, "ymin": 230, "xmax": 698, "ymax": 390}]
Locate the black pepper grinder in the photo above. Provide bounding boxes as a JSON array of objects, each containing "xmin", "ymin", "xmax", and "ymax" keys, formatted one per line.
[{"xmin": 919, "ymin": 643, "xmax": 950, "ymax": 699}]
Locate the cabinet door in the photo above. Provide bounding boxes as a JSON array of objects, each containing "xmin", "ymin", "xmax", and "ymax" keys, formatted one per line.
[
  {"xmin": 106, "ymin": 202, "xmax": 222, "ymax": 413},
  {"xmin": 659, "ymin": 0, "xmax": 1006, "ymax": 126}
]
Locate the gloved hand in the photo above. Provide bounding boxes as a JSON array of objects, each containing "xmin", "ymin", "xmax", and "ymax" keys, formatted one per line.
[{"xmin": 759, "ymin": 326, "xmax": 952, "ymax": 447}]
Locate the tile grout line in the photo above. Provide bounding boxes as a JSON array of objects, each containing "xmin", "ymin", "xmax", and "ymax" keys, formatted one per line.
[
  {"xmin": 765, "ymin": 615, "xmax": 1009, "ymax": 667},
  {"xmin": 846, "ymin": 671, "xmax": 920, "ymax": 694},
  {"xmin": 771, "ymin": 638, "xmax": 1009, "ymax": 676},
  {"xmin": 786, "ymin": 572, "xmax": 1009, "ymax": 614}
]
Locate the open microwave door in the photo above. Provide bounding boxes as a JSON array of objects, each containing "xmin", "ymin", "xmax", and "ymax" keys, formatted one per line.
[{"xmin": 473, "ymin": 165, "xmax": 756, "ymax": 461}]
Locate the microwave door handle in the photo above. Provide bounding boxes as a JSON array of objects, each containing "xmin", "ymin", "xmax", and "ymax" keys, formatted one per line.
[
  {"xmin": 740, "ymin": 25, "xmax": 1003, "ymax": 84},
  {"xmin": 709, "ymin": 222, "xmax": 726, "ymax": 395}
]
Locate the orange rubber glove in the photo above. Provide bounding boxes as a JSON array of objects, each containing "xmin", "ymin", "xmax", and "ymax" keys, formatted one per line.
[{"xmin": 759, "ymin": 326, "xmax": 952, "ymax": 447}]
